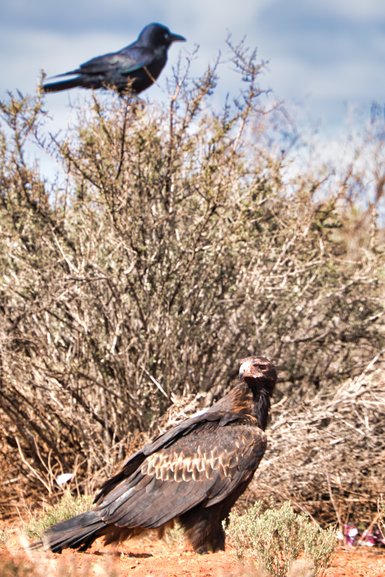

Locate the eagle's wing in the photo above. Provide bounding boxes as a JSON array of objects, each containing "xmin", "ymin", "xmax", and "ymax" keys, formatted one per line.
[
  {"xmin": 95, "ymin": 425, "xmax": 266, "ymax": 529},
  {"xmin": 94, "ymin": 408, "xmax": 238, "ymax": 502}
]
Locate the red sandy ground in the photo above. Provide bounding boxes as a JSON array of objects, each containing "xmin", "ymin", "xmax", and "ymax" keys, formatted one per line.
[{"xmin": 1, "ymin": 535, "xmax": 384, "ymax": 577}]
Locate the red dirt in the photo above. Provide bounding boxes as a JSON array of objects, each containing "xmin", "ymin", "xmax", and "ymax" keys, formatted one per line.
[{"xmin": 1, "ymin": 535, "xmax": 384, "ymax": 577}]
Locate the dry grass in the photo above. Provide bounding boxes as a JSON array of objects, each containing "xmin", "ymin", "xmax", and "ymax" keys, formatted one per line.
[
  {"xmin": 0, "ymin": 553, "xmax": 120, "ymax": 577},
  {"xmin": 24, "ymin": 493, "xmax": 93, "ymax": 541}
]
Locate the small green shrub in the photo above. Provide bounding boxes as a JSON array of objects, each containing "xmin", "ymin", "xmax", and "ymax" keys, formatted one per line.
[
  {"xmin": 227, "ymin": 502, "xmax": 337, "ymax": 577},
  {"xmin": 25, "ymin": 492, "xmax": 93, "ymax": 540},
  {"xmin": 164, "ymin": 522, "xmax": 185, "ymax": 547}
]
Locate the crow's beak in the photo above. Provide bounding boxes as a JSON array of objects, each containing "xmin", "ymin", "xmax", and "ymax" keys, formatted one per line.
[{"xmin": 170, "ymin": 32, "xmax": 186, "ymax": 43}]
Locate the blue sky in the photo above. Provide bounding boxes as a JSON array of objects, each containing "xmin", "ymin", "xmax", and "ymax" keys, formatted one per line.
[{"xmin": 1, "ymin": 0, "xmax": 384, "ymax": 145}]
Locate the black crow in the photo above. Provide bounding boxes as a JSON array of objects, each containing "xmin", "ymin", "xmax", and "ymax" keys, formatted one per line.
[{"xmin": 42, "ymin": 22, "xmax": 185, "ymax": 95}]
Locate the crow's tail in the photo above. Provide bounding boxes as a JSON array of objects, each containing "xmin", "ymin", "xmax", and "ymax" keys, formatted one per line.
[
  {"xmin": 42, "ymin": 77, "xmax": 82, "ymax": 93},
  {"xmin": 36, "ymin": 511, "xmax": 107, "ymax": 553}
]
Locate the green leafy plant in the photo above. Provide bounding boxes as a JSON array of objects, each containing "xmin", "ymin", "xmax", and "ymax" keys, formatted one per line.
[{"xmin": 227, "ymin": 502, "xmax": 337, "ymax": 577}]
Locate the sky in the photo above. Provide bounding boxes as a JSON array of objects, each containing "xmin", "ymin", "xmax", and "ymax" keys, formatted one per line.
[{"xmin": 1, "ymin": 0, "xmax": 384, "ymax": 172}]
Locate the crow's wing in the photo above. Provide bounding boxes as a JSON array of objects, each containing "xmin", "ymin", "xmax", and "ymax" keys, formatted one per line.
[
  {"xmin": 56, "ymin": 47, "xmax": 155, "ymax": 78},
  {"xmin": 95, "ymin": 425, "xmax": 266, "ymax": 529}
]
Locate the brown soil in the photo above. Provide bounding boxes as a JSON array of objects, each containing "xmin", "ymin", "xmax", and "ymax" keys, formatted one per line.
[{"xmin": 1, "ymin": 535, "xmax": 384, "ymax": 577}]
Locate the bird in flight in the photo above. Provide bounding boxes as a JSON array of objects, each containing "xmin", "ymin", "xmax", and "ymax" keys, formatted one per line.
[
  {"xmin": 42, "ymin": 22, "xmax": 186, "ymax": 95},
  {"xmin": 38, "ymin": 356, "xmax": 277, "ymax": 554}
]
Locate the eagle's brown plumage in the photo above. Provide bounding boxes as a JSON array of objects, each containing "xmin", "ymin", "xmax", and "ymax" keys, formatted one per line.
[{"xmin": 40, "ymin": 356, "xmax": 277, "ymax": 554}]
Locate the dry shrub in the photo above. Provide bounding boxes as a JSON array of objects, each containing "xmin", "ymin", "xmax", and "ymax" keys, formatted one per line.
[
  {"xmin": 249, "ymin": 358, "xmax": 385, "ymax": 526},
  {"xmin": 0, "ymin": 44, "xmax": 384, "ymax": 519},
  {"xmin": 378, "ymin": 495, "xmax": 385, "ymax": 543}
]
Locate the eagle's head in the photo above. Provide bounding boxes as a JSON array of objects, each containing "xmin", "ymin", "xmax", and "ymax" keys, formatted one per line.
[{"xmin": 239, "ymin": 356, "xmax": 277, "ymax": 395}]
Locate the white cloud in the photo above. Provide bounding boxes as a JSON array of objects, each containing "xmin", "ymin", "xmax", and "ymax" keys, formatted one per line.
[{"xmin": 318, "ymin": 0, "xmax": 385, "ymax": 22}]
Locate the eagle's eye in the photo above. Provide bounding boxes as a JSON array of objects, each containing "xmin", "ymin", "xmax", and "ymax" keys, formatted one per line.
[{"xmin": 256, "ymin": 362, "xmax": 268, "ymax": 370}]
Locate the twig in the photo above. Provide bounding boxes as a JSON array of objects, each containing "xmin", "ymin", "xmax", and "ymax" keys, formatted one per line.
[{"xmin": 141, "ymin": 366, "xmax": 169, "ymax": 399}]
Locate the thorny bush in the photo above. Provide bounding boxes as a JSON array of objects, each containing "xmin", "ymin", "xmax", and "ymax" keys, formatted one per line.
[{"xmin": 0, "ymin": 43, "xmax": 384, "ymax": 520}]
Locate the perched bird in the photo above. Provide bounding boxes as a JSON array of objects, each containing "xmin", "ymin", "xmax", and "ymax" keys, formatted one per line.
[
  {"xmin": 39, "ymin": 356, "xmax": 277, "ymax": 554},
  {"xmin": 42, "ymin": 23, "xmax": 185, "ymax": 95}
]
